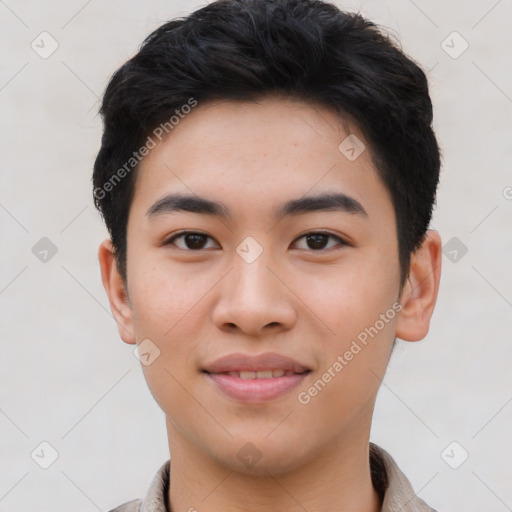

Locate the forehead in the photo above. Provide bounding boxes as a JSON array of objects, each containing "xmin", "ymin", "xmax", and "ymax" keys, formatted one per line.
[{"xmin": 130, "ymin": 96, "xmax": 392, "ymax": 223}]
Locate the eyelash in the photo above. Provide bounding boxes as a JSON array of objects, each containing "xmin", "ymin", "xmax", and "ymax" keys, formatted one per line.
[{"xmin": 163, "ymin": 230, "xmax": 351, "ymax": 252}]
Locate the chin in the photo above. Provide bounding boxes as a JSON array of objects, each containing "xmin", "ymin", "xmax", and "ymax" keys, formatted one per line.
[{"xmin": 214, "ymin": 433, "xmax": 313, "ymax": 476}]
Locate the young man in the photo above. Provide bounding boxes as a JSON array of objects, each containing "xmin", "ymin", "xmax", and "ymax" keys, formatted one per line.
[{"xmin": 93, "ymin": 0, "xmax": 442, "ymax": 510}]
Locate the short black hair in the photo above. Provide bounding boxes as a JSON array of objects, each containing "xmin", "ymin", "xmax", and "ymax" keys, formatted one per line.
[{"xmin": 93, "ymin": 0, "xmax": 441, "ymax": 285}]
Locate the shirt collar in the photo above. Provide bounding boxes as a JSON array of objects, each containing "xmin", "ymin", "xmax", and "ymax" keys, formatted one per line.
[
  {"xmin": 134, "ymin": 443, "xmax": 436, "ymax": 512},
  {"xmin": 370, "ymin": 443, "xmax": 438, "ymax": 511}
]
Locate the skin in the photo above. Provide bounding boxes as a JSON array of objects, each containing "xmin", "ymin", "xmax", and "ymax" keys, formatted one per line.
[{"xmin": 99, "ymin": 96, "xmax": 442, "ymax": 512}]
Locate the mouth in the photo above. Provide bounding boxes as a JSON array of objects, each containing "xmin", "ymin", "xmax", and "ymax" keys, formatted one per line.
[
  {"xmin": 202, "ymin": 352, "xmax": 312, "ymax": 403},
  {"xmin": 213, "ymin": 369, "xmax": 309, "ymax": 379}
]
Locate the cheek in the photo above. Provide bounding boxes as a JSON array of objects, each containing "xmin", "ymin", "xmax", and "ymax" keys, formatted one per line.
[
  {"xmin": 130, "ymin": 279, "xmax": 210, "ymax": 377},
  {"xmin": 128, "ymin": 270, "xmax": 205, "ymax": 418},
  {"xmin": 299, "ymin": 249, "xmax": 399, "ymax": 406},
  {"xmin": 126, "ymin": 251, "xmax": 225, "ymax": 404},
  {"xmin": 128, "ymin": 249, "xmax": 209, "ymax": 338},
  {"xmin": 295, "ymin": 302, "xmax": 397, "ymax": 438},
  {"xmin": 299, "ymin": 254, "xmax": 400, "ymax": 342}
]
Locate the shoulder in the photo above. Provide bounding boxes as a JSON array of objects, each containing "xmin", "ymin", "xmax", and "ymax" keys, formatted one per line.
[
  {"xmin": 370, "ymin": 443, "xmax": 439, "ymax": 512},
  {"xmin": 107, "ymin": 498, "xmax": 143, "ymax": 512},
  {"xmin": 106, "ymin": 460, "xmax": 170, "ymax": 512}
]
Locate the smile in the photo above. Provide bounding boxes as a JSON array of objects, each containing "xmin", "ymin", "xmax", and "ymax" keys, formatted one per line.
[
  {"xmin": 202, "ymin": 352, "xmax": 312, "ymax": 403},
  {"xmin": 222, "ymin": 369, "xmax": 305, "ymax": 379}
]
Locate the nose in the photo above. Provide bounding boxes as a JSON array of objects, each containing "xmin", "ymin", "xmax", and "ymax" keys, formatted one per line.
[{"xmin": 212, "ymin": 251, "xmax": 298, "ymax": 337}]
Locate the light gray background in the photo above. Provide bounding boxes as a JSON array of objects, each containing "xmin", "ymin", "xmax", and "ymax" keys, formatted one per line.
[{"xmin": 1, "ymin": 1, "xmax": 511, "ymax": 511}]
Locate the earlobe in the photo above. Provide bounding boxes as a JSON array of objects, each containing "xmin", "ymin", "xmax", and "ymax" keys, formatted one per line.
[
  {"xmin": 98, "ymin": 239, "xmax": 136, "ymax": 345},
  {"xmin": 395, "ymin": 230, "xmax": 442, "ymax": 342}
]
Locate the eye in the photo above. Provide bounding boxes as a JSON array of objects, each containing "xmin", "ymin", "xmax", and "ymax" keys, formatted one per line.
[
  {"xmin": 164, "ymin": 230, "xmax": 349, "ymax": 251},
  {"xmin": 292, "ymin": 231, "xmax": 349, "ymax": 251},
  {"xmin": 164, "ymin": 231, "xmax": 219, "ymax": 250}
]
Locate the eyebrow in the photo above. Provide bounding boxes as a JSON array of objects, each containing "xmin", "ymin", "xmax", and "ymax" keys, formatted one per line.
[{"xmin": 146, "ymin": 192, "xmax": 368, "ymax": 220}]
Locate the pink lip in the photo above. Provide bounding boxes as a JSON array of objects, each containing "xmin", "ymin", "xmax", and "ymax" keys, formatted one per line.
[
  {"xmin": 202, "ymin": 352, "xmax": 310, "ymax": 373},
  {"xmin": 206, "ymin": 372, "xmax": 309, "ymax": 403},
  {"xmin": 202, "ymin": 352, "xmax": 311, "ymax": 404}
]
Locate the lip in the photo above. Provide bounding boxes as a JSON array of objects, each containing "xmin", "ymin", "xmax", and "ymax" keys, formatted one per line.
[
  {"xmin": 203, "ymin": 352, "xmax": 311, "ymax": 404},
  {"xmin": 202, "ymin": 352, "xmax": 311, "ymax": 374}
]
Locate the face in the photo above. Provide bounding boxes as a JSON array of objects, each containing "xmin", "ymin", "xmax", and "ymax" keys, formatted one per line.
[{"xmin": 107, "ymin": 97, "xmax": 408, "ymax": 473}]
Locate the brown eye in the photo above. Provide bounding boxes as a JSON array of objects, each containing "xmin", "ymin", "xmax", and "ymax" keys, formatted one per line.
[
  {"xmin": 306, "ymin": 234, "xmax": 330, "ymax": 250},
  {"xmin": 293, "ymin": 232, "xmax": 348, "ymax": 251},
  {"xmin": 165, "ymin": 232, "xmax": 219, "ymax": 250},
  {"xmin": 183, "ymin": 233, "xmax": 208, "ymax": 249}
]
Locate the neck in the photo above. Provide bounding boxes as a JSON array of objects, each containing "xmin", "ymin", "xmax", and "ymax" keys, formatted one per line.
[{"xmin": 165, "ymin": 421, "xmax": 381, "ymax": 512}]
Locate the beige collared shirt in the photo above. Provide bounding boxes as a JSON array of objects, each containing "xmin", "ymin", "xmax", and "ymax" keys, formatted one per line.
[{"xmin": 109, "ymin": 443, "xmax": 437, "ymax": 512}]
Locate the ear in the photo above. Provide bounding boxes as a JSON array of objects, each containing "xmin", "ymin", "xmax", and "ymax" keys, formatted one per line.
[
  {"xmin": 395, "ymin": 230, "xmax": 442, "ymax": 342},
  {"xmin": 98, "ymin": 238, "xmax": 136, "ymax": 345}
]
